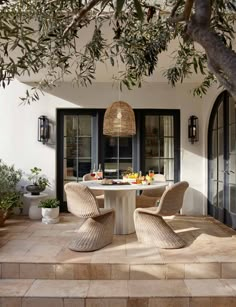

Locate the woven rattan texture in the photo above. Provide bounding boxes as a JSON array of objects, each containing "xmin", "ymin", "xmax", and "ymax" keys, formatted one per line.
[
  {"xmin": 134, "ymin": 181, "xmax": 189, "ymax": 249},
  {"xmin": 68, "ymin": 209, "xmax": 115, "ymax": 252},
  {"xmin": 103, "ymin": 101, "xmax": 136, "ymax": 137},
  {"xmin": 134, "ymin": 211, "xmax": 185, "ymax": 249},
  {"xmin": 136, "ymin": 195, "xmax": 161, "ymax": 208},
  {"xmin": 65, "ymin": 182, "xmax": 100, "ymax": 218},
  {"xmin": 136, "ymin": 174, "xmax": 166, "ymax": 208},
  {"xmin": 83, "ymin": 173, "xmax": 104, "ymax": 208},
  {"xmin": 64, "ymin": 182, "xmax": 115, "ymax": 251}
]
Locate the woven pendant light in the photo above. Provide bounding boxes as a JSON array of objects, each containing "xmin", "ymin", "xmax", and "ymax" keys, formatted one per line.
[{"xmin": 103, "ymin": 101, "xmax": 136, "ymax": 137}]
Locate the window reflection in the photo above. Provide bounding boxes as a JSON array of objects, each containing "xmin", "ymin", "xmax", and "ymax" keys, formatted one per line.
[
  {"xmin": 145, "ymin": 115, "xmax": 175, "ymax": 182},
  {"xmin": 104, "ymin": 136, "xmax": 133, "ymax": 179}
]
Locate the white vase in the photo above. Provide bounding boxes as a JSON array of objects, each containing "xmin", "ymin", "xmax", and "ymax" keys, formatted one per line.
[{"xmin": 41, "ymin": 207, "xmax": 60, "ymax": 224}]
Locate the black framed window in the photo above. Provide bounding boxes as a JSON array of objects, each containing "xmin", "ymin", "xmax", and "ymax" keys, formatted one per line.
[
  {"xmin": 208, "ymin": 91, "xmax": 236, "ymax": 229},
  {"xmin": 57, "ymin": 108, "xmax": 180, "ymax": 209},
  {"xmin": 103, "ymin": 136, "xmax": 133, "ymax": 179},
  {"xmin": 139, "ymin": 109, "xmax": 180, "ymax": 183}
]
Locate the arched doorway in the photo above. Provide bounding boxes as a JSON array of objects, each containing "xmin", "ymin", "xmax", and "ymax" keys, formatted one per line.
[{"xmin": 208, "ymin": 91, "xmax": 236, "ymax": 229}]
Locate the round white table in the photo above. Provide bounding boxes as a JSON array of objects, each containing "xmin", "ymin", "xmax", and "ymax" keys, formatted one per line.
[
  {"xmin": 23, "ymin": 193, "xmax": 48, "ymax": 220},
  {"xmin": 81, "ymin": 181, "xmax": 168, "ymax": 235}
]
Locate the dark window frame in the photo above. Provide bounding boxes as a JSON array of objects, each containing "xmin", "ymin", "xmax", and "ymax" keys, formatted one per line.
[
  {"xmin": 57, "ymin": 108, "xmax": 180, "ymax": 210},
  {"xmin": 208, "ymin": 90, "xmax": 236, "ymax": 229}
]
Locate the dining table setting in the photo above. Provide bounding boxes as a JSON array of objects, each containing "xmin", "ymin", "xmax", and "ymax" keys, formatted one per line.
[{"xmin": 81, "ymin": 176, "xmax": 168, "ymax": 235}]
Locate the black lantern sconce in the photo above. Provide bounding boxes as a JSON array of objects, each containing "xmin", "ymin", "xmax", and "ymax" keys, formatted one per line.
[
  {"xmin": 38, "ymin": 115, "xmax": 50, "ymax": 144},
  {"xmin": 188, "ymin": 115, "xmax": 199, "ymax": 144}
]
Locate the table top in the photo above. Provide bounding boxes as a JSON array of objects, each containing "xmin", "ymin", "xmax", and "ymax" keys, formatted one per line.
[{"xmin": 81, "ymin": 180, "xmax": 168, "ymax": 191}]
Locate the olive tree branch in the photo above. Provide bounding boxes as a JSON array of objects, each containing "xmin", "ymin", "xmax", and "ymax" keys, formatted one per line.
[
  {"xmin": 63, "ymin": 0, "xmax": 102, "ymax": 37},
  {"xmin": 169, "ymin": 0, "xmax": 195, "ymax": 23}
]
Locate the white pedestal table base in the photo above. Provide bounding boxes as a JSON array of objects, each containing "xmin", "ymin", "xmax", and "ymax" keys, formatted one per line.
[
  {"xmin": 23, "ymin": 193, "xmax": 48, "ymax": 220},
  {"xmin": 104, "ymin": 190, "xmax": 136, "ymax": 235}
]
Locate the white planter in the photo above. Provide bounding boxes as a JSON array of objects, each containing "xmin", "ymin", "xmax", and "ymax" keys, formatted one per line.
[
  {"xmin": 41, "ymin": 207, "xmax": 60, "ymax": 224},
  {"xmin": 24, "ymin": 193, "xmax": 48, "ymax": 219}
]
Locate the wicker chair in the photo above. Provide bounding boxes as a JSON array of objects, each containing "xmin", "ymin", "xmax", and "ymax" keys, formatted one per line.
[
  {"xmin": 134, "ymin": 181, "xmax": 189, "ymax": 249},
  {"xmin": 136, "ymin": 174, "xmax": 167, "ymax": 208},
  {"xmin": 83, "ymin": 173, "xmax": 104, "ymax": 208},
  {"xmin": 64, "ymin": 182, "xmax": 115, "ymax": 252}
]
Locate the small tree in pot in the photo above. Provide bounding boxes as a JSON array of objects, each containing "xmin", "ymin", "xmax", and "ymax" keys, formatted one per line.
[
  {"xmin": 26, "ymin": 167, "xmax": 50, "ymax": 195},
  {"xmin": 38, "ymin": 198, "xmax": 60, "ymax": 224}
]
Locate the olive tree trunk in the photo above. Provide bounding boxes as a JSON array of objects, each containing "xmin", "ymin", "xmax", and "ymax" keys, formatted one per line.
[{"xmin": 186, "ymin": 0, "xmax": 236, "ymax": 98}]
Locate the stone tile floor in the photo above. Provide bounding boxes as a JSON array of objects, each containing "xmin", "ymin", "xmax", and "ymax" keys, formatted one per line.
[
  {"xmin": 0, "ymin": 214, "xmax": 236, "ymax": 264},
  {"xmin": 1, "ymin": 278, "xmax": 236, "ymax": 307},
  {"xmin": 0, "ymin": 214, "xmax": 236, "ymax": 306},
  {"xmin": 0, "ymin": 214, "xmax": 236, "ymax": 279}
]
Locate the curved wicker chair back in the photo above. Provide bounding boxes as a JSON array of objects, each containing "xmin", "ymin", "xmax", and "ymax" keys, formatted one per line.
[
  {"xmin": 134, "ymin": 181, "xmax": 189, "ymax": 249},
  {"xmin": 153, "ymin": 174, "xmax": 166, "ymax": 182},
  {"xmin": 64, "ymin": 182, "xmax": 100, "ymax": 218},
  {"xmin": 141, "ymin": 174, "xmax": 166, "ymax": 198},
  {"xmin": 83, "ymin": 173, "xmax": 94, "ymax": 181},
  {"xmin": 156, "ymin": 181, "xmax": 189, "ymax": 216},
  {"xmin": 83, "ymin": 173, "xmax": 104, "ymax": 197}
]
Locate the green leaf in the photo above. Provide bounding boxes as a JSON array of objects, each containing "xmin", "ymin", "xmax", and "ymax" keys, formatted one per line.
[
  {"xmin": 115, "ymin": 0, "xmax": 126, "ymax": 17},
  {"xmin": 110, "ymin": 57, "xmax": 115, "ymax": 66},
  {"xmin": 198, "ymin": 58, "xmax": 205, "ymax": 75},
  {"xmin": 133, "ymin": 0, "xmax": 144, "ymax": 21},
  {"xmin": 193, "ymin": 57, "xmax": 198, "ymax": 74}
]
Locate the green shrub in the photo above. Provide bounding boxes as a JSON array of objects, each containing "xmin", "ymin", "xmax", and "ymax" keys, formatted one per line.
[
  {"xmin": 38, "ymin": 198, "xmax": 60, "ymax": 208},
  {"xmin": 0, "ymin": 159, "xmax": 22, "ymax": 193},
  {"xmin": 0, "ymin": 160, "xmax": 22, "ymax": 225},
  {"xmin": 0, "ymin": 191, "xmax": 22, "ymax": 216}
]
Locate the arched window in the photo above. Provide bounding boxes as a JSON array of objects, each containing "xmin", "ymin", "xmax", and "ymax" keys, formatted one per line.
[{"xmin": 208, "ymin": 91, "xmax": 236, "ymax": 229}]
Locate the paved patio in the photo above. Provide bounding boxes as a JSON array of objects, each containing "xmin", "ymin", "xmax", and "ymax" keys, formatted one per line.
[
  {"xmin": 0, "ymin": 214, "xmax": 236, "ymax": 306},
  {"xmin": 0, "ymin": 214, "xmax": 236, "ymax": 277}
]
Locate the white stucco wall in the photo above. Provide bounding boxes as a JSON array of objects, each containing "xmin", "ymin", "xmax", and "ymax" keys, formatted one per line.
[{"xmin": 0, "ymin": 79, "xmax": 221, "ymax": 214}]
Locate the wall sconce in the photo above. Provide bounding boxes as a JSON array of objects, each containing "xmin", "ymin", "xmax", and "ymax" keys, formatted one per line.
[
  {"xmin": 38, "ymin": 115, "xmax": 50, "ymax": 144},
  {"xmin": 188, "ymin": 115, "xmax": 199, "ymax": 144}
]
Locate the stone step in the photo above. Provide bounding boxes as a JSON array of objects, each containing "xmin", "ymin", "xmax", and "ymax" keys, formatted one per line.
[
  {"xmin": 0, "ymin": 279, "xmax": 236, "ymax": 306},
  {"xmin": 1, "ymin": 261, "xmax": 236, "ymax": 280}
]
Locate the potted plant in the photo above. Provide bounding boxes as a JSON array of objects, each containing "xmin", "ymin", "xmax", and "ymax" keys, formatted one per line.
[
  {"xmin": 0, "ymin": 192, "xmax": 22, "ymax": 225},
  {"xmin": 0, "ymin": 159, "xmax": 22, "ymax": 226},
  {"xmin": 26, "ymin": 167, "xmax": 50, "ymax": 195},
  {"xmin": 38, "ymin": 198, "xmax": 60, "ymax": 224}
]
